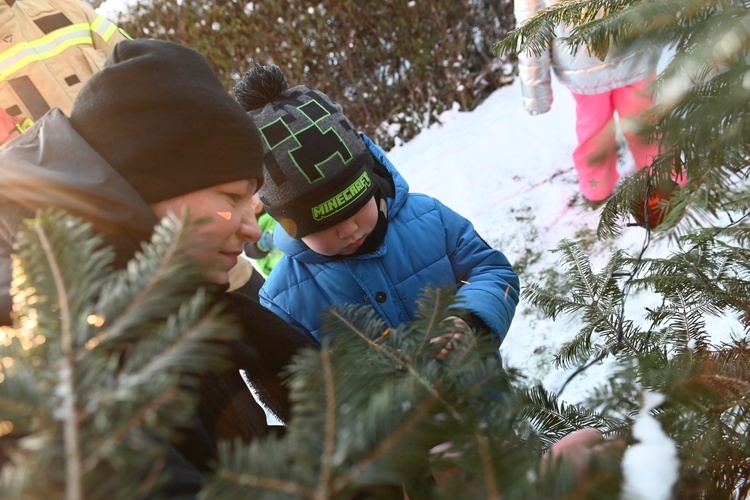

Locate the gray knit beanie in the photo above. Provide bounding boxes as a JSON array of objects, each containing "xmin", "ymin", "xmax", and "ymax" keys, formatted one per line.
[
  {"xmin": 234, "ymin": 64, "xmax": 374, "ymax": 239},
  {"xmin": 70, "ymin": 39, "xmax": 264, "ymax": 204}
]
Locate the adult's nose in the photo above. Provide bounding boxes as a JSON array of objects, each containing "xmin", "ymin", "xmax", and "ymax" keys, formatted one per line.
[{"xmin": 238, "ymin": 207, "xmax": 262, "ymax": 243}]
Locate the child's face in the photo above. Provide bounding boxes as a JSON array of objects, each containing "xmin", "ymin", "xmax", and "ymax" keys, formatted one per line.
[
  {"xmin": 149, "ymin": 179, "xmax": 261, "ymax": 284},
  {"xmin": 301, "ymin": 196, "xmax": 379, "ymax": 256}
]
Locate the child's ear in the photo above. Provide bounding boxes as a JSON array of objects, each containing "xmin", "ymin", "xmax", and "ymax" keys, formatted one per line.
[{"xmin": 250, "ymin": 193, "xmax": 264, "ymax": 216}]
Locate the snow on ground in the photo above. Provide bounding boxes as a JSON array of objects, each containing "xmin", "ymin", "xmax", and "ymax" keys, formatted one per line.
[
  {"xmin": 388, "ymin": 77, "xmax": 743, "ymax": 400},
  {"xmin": 387, "ymin": 75, "xmax": 743, "ymax": 499},
  {"xmin": 389, "ymin": 77, "xmax": 649, "ymax": 403}
]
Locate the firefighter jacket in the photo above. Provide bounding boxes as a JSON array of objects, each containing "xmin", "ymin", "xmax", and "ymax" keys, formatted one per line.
[{"xmin": 0, "ymin": 0, "xmax": 129, "ymax": 123}]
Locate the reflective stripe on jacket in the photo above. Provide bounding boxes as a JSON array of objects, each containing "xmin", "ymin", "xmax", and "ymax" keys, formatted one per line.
[{"xmin": 0, "ymin": 0, "xmax": 129, "ymax": 120}]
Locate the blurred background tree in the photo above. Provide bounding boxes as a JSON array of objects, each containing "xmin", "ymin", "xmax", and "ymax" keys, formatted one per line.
[{"xmin": 113, "ymin": 0, "xmax": 515, "ymax": 149}]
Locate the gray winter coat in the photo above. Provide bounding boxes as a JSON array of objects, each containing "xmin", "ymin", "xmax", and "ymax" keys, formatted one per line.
[
  {"xmin": 0, "ymin": 109, "xmax": 156, "ymax": 325},
  {"xmin": 514, "ymin": 0, "xmax": 662, "ymax": 114}
]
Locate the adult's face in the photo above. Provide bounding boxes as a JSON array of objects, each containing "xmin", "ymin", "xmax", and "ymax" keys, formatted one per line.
[{"xmin": 150, "ymin": 179, "xmax": 261, "ymax": 284}]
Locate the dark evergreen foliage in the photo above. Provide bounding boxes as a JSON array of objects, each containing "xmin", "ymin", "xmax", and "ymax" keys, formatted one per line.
[
  {"xmin": 0, "ymin": 214, "xmax": 619, "ymax": 497},
  {"xmin": 3, "ymin": 1, "xmax": 750, "ymax": 497},
  {"xmin": 116, "ymin": 0, "xmax": 515, "ymax": 149},
  {"xmin": 497, "ymin": 1, "xmax": 750, "ymax": 495},
  {"xmin": 0, "ymin": 210, "xmax": 240, "ymax": 498},
  {"xmin": 204, "ymin": 289, "xmax": 621, "ymax": 498}
]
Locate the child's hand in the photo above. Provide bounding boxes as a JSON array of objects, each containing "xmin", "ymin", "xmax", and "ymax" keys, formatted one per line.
[
  {"xmin": 542, "ymin": 428, "xmax": 626, "ymax": 483},
  {"xmin": 430, "ymin": 316, "xmax": 472, "ymax": 361},
  {"xmin": 257, "ymin": 231, "xmax": 275, "ymax": 252}
]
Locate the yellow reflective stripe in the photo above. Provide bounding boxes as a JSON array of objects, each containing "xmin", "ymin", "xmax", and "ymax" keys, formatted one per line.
[
  {"xmin": 0, "ymin": 23, "xmax": 94, "ymax": 80},
  {"xmin": 91, "ymin": 15, "xmax": 118, "ymax": 42},
  {"xmin": 119, "ymin": 28, "xmax": 133, "ymax": 41},
  {"xmin": 15, "ymin": 118, "xmax": 34, "ymax": 133}
]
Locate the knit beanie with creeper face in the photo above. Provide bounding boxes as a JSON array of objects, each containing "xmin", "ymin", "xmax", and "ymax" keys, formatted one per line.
[
  {"xmin": 233, "ymin": 63, "xmax": 375, "ymax": 239},
  {"xmin": 70, "ymin": 39, "xmax": 264, "ymax": 204}
]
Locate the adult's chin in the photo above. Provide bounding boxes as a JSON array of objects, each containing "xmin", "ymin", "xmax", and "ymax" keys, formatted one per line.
[
  {"xmin": 200, "ymin": 252, "xmax": 237, "ymax": 285},
  {"xmin": 204, "ymin": 268, "xmax": 230, "ymax": 286}
]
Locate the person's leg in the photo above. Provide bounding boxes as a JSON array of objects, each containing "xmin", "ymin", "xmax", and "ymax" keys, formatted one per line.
[
  {"xmin": 613, "ymin": 76, "xmax": 660, "ymax": 172},
  {"xmin": 615, "ymin": 75, "xmax": 687, "ymax": 185},
  {"xmin": 571, "ymin": 90, "xmax": 619, "ymax": 201}
]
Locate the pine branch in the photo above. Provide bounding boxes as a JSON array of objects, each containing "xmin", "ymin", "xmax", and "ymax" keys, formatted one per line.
[
  {"xmin": 315, "ymin": 347, "xmax": 336, "ymax": 499},
  {"xmin": 13, "ymin": 210, "xmax": 114, "ymax": 500},
  {"xmin": 37, "ymin": 227, "xmax": 79, "ymax": 500},
  {"xmin": 1, "ymin": 209, "xmax": 242, "ymax": 498},
  {"xmin": 498, "ymin": 1, "xmax": 750, "ymax": 495},
  {"xmin": 524, "ymin": 240, "xmax": 634, "ymax": 370},
  {"xmin": 495, "ymin": 0, "xmax": 634, "ymax": 58},
  {"xmin": 518, "ymin": 384, "xmax": 625, "ymax": 450},
  {"xmin": 206, "ymin": 288, "xmax": 540, "ymax": 498}
]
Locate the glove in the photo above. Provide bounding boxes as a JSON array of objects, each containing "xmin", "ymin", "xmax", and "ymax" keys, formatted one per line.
[
  {"xmin": 525, "ymin": 103, "xmax": 551, "ymax": 116},
  {"xmin": 522, "ymin": 94, "xmax": 553, "ymax": 116},
  {"xmin": 243, "ymin": 232, "xmax": 275, "ymax": 260},
  {"xmin": 256, "ymin": 231, "xmax": 275, "ymax": 253}
]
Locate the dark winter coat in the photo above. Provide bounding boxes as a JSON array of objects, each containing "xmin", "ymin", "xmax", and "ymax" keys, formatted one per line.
[
  {"xmin": 260, "ymin": 135, "xmax": 520, "ymax": 345},
  {"xmin": 0, "ymin": 109, "xmax": 318, "ymax": 495}
]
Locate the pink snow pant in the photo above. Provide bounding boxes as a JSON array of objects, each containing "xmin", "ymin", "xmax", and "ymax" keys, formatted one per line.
[{"xmin": 571, "ymin": 75, "xmax": 659, "ymax": 202}]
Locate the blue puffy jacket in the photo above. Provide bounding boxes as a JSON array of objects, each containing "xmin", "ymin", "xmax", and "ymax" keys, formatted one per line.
[{"xmin": 259, "ymin": 135, "xmax": 520, "ymax": 344}]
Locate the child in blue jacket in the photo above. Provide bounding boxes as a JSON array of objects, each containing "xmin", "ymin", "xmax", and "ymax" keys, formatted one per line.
[{"xmin": 233, "ymin": 64, "xmax": 520, "ymax": 350}]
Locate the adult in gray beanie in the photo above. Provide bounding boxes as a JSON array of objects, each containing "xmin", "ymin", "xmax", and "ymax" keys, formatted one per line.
[{"xmin": 0, "ymin": 39, "xmax": 318, "ymax": 496}]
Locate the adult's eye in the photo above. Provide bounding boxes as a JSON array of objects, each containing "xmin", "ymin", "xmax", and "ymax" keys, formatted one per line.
[{"xmin": 224, "ymin": 192, "xmax": 244, "ymax": 204}]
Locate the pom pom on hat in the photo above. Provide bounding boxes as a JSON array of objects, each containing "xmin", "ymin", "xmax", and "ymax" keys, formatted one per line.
[
  {"xmin": 234, "ymin": 63, "xmax": 289, "ymax": 111},
  {"xmin": 70, "ymin": 39, "xmax": 264, "ymax": 204},
  {"xmin": 234, "ymin": 63, "xmax": 375, "ymax": 239}
]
